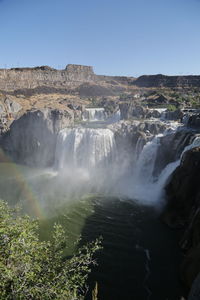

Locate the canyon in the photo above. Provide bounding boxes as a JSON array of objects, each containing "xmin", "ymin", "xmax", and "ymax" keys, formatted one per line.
[{"xmin": 1, "ymin": 64, "xmax": 200, "ymax": 299}]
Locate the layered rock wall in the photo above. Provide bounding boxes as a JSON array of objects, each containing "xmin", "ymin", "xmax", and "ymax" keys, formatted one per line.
[
  {"xmin": 0, "ymin": 64, "xmax": 96, "ymax": 91},
  {"xmin": 2, "ymin": 64, "xmax": 200, "ymax": 93},
  {"xmin": 134, "ymin": 74, "xmax": 200, "ymax": 88}
]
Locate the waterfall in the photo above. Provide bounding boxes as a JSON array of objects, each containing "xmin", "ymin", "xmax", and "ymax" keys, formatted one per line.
[
  {"xmin": 54, "ymin": 126, "xmax": 117, "ymax": 195},
  {"xmin": 131, "ymin": 129, "xmax": 200, "ymax": 205},
  {"xmin": 107, "ymin": 110, "xmax": 121, "ymax": 123},
  {"xmin": 135, "ymin": 136, "xmax": 146, "ymax": 159},
  {"xmin": 55, "ymin": 127, "xmax": 116, "ymax": 171},
  {"xmin": 181, "ymin": 135, "xmax": 200, "ymax": 158},
  {"xmin": 130, "ymin": 133, "xmax": 167, "ymax": 204},
  {"xmin": 135, "ymin": 134, "xmax": 163, "ymax": 183},
  {"xmin": 54, "ymin": 112, "xmax": 200, "ymax": 204},
  {"xmin": 82, "ymin": 108, "xmax": 106, "ymax": 122}
]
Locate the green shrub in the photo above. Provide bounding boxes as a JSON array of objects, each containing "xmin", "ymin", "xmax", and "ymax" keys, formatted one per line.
[
  {"xmin": 0, "ymin": 201, "xmax": 101, "ymax": 300},
  {"xmin": 167, "ymin": 104, "xmax": 177, "ymax": 111},
  {"xmin": 191, "ymin": 99, "xmax": 200, "ymax": 108}
]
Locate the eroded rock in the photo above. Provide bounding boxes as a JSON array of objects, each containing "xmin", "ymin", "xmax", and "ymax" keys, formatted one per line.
[{"xmin": 0, "ymin": 108, "xmax": 74, "ymax": 167}]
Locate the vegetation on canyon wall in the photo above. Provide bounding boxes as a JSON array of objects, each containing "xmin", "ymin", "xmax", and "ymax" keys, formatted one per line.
[{"xmin": 0, "ymin": 200, "xmax": 101, "ymax": 300}]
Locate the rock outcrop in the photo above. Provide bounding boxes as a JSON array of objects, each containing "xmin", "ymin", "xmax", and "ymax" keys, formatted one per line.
[
  {"xmin": 187, "ymin": 114, "xmax": 200, "ymax": 129},
  {"xmin": 134, "ymin": 74, "xmax": 200, "ymax": 88},
  {"xmin": 162, "ymin": 109, "xmax": 183, "ymax": 121},
  {"xmin": 145, "ymin": 94, "xmax": 170, "ymax": 106},
  {"xmin": 119, "ymin": 103, "xmax": 148, "ymax": 120},
  {"xmin": 65, "ymin": 64, "xmax": 95, "ymax": 81},
  {"xmin": 119, "ymin": 102, "xmax": 183, "ymax": 122},
  {"xmin": 109, "ymin": 119, "xmax": 169, "ymax": 161},
  {"xmin": 153, "ymin": 129, "xmax": 195, "ymax": 176},
  {"xmin": 0, "ymin": 64, "xmax": 96, "ymax": 92},
  {"xmin": 1, "ymin": 65, "xmax": 200, "ymax": 98},
  {"xmin": 0, "ymin": 95, "xmax": 22, "ymax": 134},
  {"xmin": 0, "ymin": 108, "xmax": 74, "ymax": 167},
  {"xmin": 0, "ymin": 64, "xmax": 133, "ymax": 95},
  {"xmin": 163, "ymin": 147, "xmax": 200, "ymax": 294}
]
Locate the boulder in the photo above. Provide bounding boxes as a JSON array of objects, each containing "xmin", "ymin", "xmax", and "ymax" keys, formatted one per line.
[{"xmin": 146, "ymin": 109, "xmax": 161, "ymax": 118}]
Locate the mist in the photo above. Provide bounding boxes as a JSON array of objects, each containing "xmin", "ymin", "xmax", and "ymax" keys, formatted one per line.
[{"xmin": 0, "ymin": 114, "xmax": 180, "ymax": 217}]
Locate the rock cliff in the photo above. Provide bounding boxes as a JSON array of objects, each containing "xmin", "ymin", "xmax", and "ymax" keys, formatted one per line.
[
  {"xmin": 163, "ymin": 146, "xmax": 200, "ymax": 296},
  {"xmin": 134, "ymin": 74, "xmax": 200, "ymax": 88},
  {"xmin": 2, "ymin": 64, "xmax": 200, "ymax": 97},
  {"xmin": 0, "ymin": 108, "xmax": 73, "ymax": 167},
  {"xmin": 0, "ymin": 64, "xmax": 96, "ymax": 92}
]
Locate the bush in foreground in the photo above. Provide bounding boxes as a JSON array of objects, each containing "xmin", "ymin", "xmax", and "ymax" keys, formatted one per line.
[{"xmin": 0, "ymin": 201, "xmax": 101, "ymax": 299}]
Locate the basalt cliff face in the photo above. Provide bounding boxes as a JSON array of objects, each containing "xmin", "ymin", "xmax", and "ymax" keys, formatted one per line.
[
  {"xmin": 1, "ymin": 65, "xmax": 200, "ymax": 92},
  {"xmin": 134, "ymin": 74, "xmax": 200, "ymax": 88},
  {"xmin": 0, "ymin": 64, "xmax": 134, "ymax": 95},
  {"xmin": 163, "ymin": 147, "xmax": 200, "ymax": 298},
  {"xmin": 0, "ymin": 65, "xmax": 95, "ymax": 91}
]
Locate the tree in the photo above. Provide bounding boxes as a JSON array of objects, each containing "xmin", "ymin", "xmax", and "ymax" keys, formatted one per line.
[{"xmin": 0, "ymin": 200, "xmax": 101, "ymax": 299}]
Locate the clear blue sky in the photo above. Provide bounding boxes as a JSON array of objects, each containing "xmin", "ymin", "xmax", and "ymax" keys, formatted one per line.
[{"xmin": 0, "ymin": 0, "xmax": 200, "ymax": 76}]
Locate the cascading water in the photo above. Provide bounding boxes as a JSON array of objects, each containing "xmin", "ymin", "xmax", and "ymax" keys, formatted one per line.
[
  {"xmin": 2, "ymin": 110, "xmax": 195, "ymax": 300},
  {"xmin": 55, "ymin": 127, "xmax": 116, "ymax": 170},
  {"xmin": 135, "ymin": 134, "xmax": 163, "ymax": 183},
  {"xmin": 129, "ymin": 126, "xmax": 200, "ymax": 206},
  {"xmin": 82, "ymin": 108, "xmax": 106, "ymax": 121},
  {"xmin": 114, "ymin": 122, "xmax": 182, "ymax": 204},
  {"xmin": 107, "ymin": 110, "xmax": 121, "ymax": 123},
  {"xmin": 54, "ymin": 119, "xmax": 193, "ymax": 204},
  {"xmin": 181, "ymin": 135, "xmax": 200, "ymax": 158},
  {"xmin": 54, "ymin": 126, "xmax": 117, "ymax": 194}
]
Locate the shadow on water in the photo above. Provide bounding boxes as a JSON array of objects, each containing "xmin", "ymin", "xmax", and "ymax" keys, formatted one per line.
[{"xmin": 79, "ymin": 196, "xmax": 183, "ymax": 300}]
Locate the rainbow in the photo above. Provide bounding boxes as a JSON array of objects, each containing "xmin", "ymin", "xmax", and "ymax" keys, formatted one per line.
[{"xmin": 0, "ymin": 148, "xmax": 45, "ymax": 219}]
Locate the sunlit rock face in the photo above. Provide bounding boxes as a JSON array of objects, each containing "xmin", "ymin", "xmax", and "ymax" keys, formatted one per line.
[
  {"xmin": 65, "ymin": 64, "xmax": 95, "ymax": 82},
  {"xmin": 0, "ymin": 108, "xmax": 74, "ymax": 167},
  {"xmin": 0, "ymin": 64, "xmax": 96, "ymax": 92},
  {"xmin": 0, "ymin": 95, "xmax": 22, "ymax": 134}
]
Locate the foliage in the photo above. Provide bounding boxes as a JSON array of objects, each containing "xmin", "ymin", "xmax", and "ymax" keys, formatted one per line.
[
  {"xmin": 0, "ymin": 201, "xmax": 101, "ymax": 300},
  {"xmin": 87, "ymin": 97, "xmax": 100, "ymax": 108},
  {"xmin": 190, "ymin": 98, "xmax": 200, "ymax": 108},
  {"xmin": 167, "ymin": 104, "xmax": 177, "ymax": 111}
]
